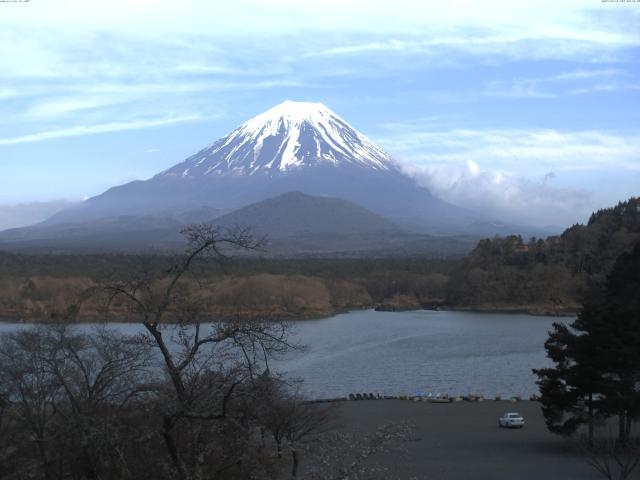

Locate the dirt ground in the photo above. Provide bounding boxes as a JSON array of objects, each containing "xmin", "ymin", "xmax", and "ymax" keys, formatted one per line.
[{"xmin": 336, "ymin": 400, "xmax": 602, "ymax": 480}]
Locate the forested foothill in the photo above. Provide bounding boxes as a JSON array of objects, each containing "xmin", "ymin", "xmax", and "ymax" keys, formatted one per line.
[
  {"xmin": 447, "ymin": 197, "xmax": 640, "ymax": 313},
  {"xmin": 0, "ymin": 198, "xmax": 638, "ymax": 322}
]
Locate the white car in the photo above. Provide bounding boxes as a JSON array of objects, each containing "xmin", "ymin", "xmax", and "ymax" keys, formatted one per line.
[{"xmin": 498, "ymin": 412, "xmax": 525, "ymax": 428}]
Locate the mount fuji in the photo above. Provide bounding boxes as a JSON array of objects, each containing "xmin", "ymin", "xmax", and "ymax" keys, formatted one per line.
[
  {"xmin": 1, "ymin": 101, "xmax": 528, "ymax": 253},
  {"xmin": 162, "ymin": 100, "xmax": 394, "ymax": 177}
]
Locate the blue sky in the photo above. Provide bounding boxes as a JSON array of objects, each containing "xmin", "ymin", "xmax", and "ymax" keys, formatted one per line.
[{"xmin": 1, "ymin": 0, "xmax": 639, "ymax": 229}]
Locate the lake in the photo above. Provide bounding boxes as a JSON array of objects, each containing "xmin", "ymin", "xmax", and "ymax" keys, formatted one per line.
[{"xmin": 0, "ymin": 310, "xmax": 564, "ymax": 399}]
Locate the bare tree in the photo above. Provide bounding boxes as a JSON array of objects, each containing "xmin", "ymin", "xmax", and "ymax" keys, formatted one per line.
[
  {"xmin": 0, "ymin": 328, "xmax": 62, "ymax": 480},
  {"xmin": 0, "ymin": 325, "xmax": 158, "ymax": 480},
  {"xmin": 252, "ymin": 376, "xmax": 336, "ymax": 478},
  {"xmin": 44, "ymin": 326, "xmax": 157, "ymax": 480},
  {"xmin": 97, "ymin": 225, "xmax": 295, "ymax": 480},
  {"xmin": 248, "ymin": 374, "xmax": 412, "ymax": 480},
  {"xmin": 580, "ymin": 435, "xmax": 640, "ymax": 480},
  {"xmin": 302, "ymin": 422, "xmax": 416, "ymax": 480},
  {"xmin": 284, "ymin": 398, "xmax": 336, "ymax": 479}
]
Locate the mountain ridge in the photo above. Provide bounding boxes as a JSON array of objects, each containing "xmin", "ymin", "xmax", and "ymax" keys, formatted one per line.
[{"xmin": 0, "ymin": 192, "xmax": 478, "ymax": 256}]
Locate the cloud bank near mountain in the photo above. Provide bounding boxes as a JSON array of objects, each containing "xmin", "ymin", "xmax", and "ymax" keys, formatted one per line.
[
  {"xmin": 403, "ymin": 160, "xmax": 592, "ymax": 230},
  {"xmin": 379, "ymin": 124, "xmax": 637, "ymax": 229}
]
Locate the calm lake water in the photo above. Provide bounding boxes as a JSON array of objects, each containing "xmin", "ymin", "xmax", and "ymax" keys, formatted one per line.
[
  {"xmin": 0, "ymin": 310, "xmax": 566, "ymax": 399},
  {"xmin": 276, "ymin": 310, "xmax": 564, "ymax": 398}
]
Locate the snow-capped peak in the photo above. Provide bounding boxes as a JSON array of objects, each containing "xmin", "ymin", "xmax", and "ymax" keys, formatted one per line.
[
  {"xmin": 241, "ymin": 100, "xmax": 334, "ymax": 131},
  {"xmin": 159, "ymin": 101, "xmax": 395, "ymax": 178}
]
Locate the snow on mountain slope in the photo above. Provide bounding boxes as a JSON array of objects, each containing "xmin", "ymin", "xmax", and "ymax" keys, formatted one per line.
[{"xmin": 159, "ymin": 101, "xmax": 395, "ymax": 177}]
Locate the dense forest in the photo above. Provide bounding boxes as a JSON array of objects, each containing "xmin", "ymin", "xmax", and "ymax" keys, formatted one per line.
[
  {"xmin": 0, "ymin": 198, "xmax": 638, "ymax": 321},
  {"xmin": 447, "ymin": 197, "xmax": 640, "ymax": 313}
]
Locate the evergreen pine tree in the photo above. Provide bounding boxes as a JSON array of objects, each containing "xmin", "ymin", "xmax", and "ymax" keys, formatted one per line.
[{"xmin": 534, "ymin": 242, "xmax": 640, "ymax": 444}]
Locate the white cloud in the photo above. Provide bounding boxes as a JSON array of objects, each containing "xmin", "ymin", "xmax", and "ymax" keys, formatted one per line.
[
  {"xmin": 1, "ymin": 2, "xmax": 637, "ymax": 90},
  {"xmin": 22, "ymin": 96, "xmax": 129, "ymax": 119},
  {"xmin": 402, "ymin": 160, "xmax": 593, "ymax": 228},
  {"xmin": 0, "ymin": 115, "xmax": 211, "ymax": 145},
  {"xmin": 3, "ymin": 0, "xmax": 638, "ymax": 40},
  {"xmin": 0, "ymin": 0, "xmax": 636, "ymax": 142},
  {"xmin": 298, "ymin": 31, "xmax": 638, "ymax": 63},
  {"xmin": 16, "ymin": 77, "xmax": 306, "ymax": 122},
  {"xmin": 377, "ymin": 123, "xmax": 640, "ymax": 227},
  {"xmin": 569, "ymin": 81, "xmax": 640, "ymax": 95},
  {"xmin": 377, "ymin": 128, "xmax": 640, "ymax": 173},
  {"xmin": 482, "ymin": 69, "xmax": 638, "ymax": 98}
]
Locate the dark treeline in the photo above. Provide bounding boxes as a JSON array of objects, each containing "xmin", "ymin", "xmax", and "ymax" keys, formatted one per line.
[
  {"xmin": 0, "ymin": 254, "xmax": 455, "ymax": 320},
  {"xmin": 0, "ymin": 251, "xmax": 454, "ymax": 287},
  {"xmin": 447, "ymin": 198, "xmax": 640, "ymax": 313}
]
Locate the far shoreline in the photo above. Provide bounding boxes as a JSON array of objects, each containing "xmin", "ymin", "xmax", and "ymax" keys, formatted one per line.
[{"xmin": 0, "ymin": 305, "xmax": 577, "ymax": 325}]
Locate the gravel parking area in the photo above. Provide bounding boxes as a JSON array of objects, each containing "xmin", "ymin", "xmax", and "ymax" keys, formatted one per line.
[{"xmin": 336, "ymin": 400, "xmax": 600, "ymax": 480}]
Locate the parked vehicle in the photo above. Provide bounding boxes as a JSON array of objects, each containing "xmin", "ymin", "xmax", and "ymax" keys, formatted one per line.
[{"xmin": 498, "ymin": 412, "xmax": 525, "ymax": 428}]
